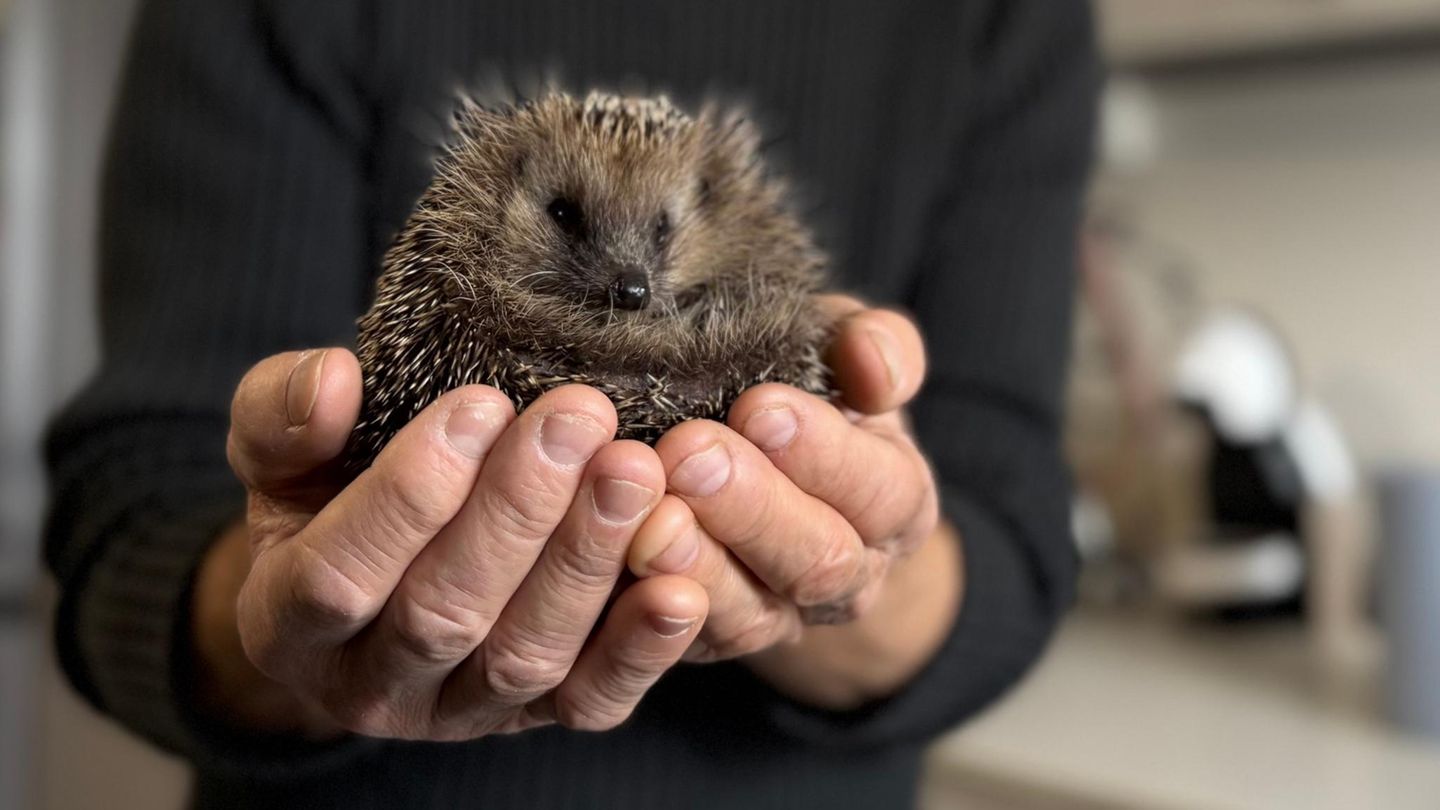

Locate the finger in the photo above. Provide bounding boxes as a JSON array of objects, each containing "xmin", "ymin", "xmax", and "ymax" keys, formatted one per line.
[
  {"xmin": 238, "ymin": 384, "xmax": 514, "ymax": 671},
  {"xmin": 227, "ymin": 348, "xmax": 362, "ymax": 506},
  {"xmin": 544, "ymin": 575, "xmax": 707, "ymax": 732},
  {"xmin": 824, "ymin": 305, "xmax": 927, "ymax": 414},
  {"xmin": 359, "ymin": 385, "xmax": 615, "ymax": 684},
  {"xmin": 727, "ymin": 383, "xmax": 936, "ymax": 552},
  {"xmin": 656, "ymin": 420, "xmax": 877, "ymax": 622},
  {"xmin": 439, "ymin": 440, "xmax": 661, "ymax": 713},
  {"xmin": 629, "ymin": 495, "xmax": 800, "ymax": 661}
]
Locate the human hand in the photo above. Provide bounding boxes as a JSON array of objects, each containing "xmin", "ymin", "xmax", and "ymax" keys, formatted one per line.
[
  {"xmin": 196, "ymin": 349, "xmax": 707, "ymax": 741},
  {"xmin": 626, "ymin": 296, "xmax": 948, "ymax": 702}
]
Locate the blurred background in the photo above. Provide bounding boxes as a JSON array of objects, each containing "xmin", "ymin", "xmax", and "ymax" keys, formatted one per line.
[{"xmin": 3, "ymin": 0, "xmax": 1439, "ymax": 807}]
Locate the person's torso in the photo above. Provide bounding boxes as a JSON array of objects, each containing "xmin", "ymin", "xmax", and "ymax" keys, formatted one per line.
[{"xmin": 237, "ymin": 2, "xmax": 981, "ymax": 806}]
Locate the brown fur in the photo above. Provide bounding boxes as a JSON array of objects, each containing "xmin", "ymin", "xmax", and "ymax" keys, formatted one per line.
[{"xmin": 348, "ymin": 90, "xmax": 832, "ymax": 468}]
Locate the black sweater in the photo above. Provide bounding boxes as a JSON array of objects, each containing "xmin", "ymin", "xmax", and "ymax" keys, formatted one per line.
[{"xmin": 44, "ymin": 1, "xmax": 1100, "ymax": 807}]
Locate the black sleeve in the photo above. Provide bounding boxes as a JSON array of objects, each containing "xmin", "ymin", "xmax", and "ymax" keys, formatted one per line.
[
  {"xmin": 43, "ymin": 0, "xmax": 378, "ymax": 776},
  {"xmin": 761, "ymin": 0, "xmax": 1102, "ymax": 748}
]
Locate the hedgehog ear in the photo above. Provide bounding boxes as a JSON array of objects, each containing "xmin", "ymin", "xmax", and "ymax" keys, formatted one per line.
[{"xmin": 698, "ymin": 106, "xmax": 763, "ymax": 202}]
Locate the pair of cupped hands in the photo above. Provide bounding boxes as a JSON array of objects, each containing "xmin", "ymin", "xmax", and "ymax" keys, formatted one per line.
[{"xmin": 201, "ymin": 296, "xmax": 948, "ymax": 742}]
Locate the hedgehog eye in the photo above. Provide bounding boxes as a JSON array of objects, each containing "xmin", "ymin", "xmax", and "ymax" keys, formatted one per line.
[
  {"xmin": 546, "ymin": 197, "xmax": 585, "ymax": 238},
  {"xmin": 654, "ymin": 211, "xmax": 671, "ymax": 248}
]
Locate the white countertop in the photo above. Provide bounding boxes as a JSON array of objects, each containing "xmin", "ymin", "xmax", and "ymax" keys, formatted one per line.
[{"xmin": 927, "ymin": 610, "xmax": 1440, "ymax": 810}]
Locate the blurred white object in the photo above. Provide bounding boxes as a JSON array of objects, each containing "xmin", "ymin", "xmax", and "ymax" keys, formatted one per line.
[
  {"xmin": 1155, "ymin": 533, "xmax": 1304, "ymax": 605},
  {"xmin": 1285, "ymin": 401, "xmax": 1359, "ymax": 500},
  {"xmin": 1100, "ymin": 76, "xmax": 1160, "ymax": 172},
  {"xmin": 1162, "ymin": 308, "xmax": 1370, "ymax": 640},
  {"xmin": 1071, "ymin": 491, "xmax": 1116, "ymax": 561},
  {"xmin": 1174, "ymin": 309, "xmax": 1297, "ymax": 444}
]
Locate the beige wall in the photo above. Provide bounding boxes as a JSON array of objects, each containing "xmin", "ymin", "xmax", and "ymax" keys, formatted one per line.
[{"xmin": 1101, "ymin": 53, "xmax": 1440, "ymax": 471}]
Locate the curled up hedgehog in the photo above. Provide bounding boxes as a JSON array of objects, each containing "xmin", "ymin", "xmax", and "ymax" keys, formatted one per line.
[{"xmin": 348, "ymin": 90, "xmax": 834, "ymax": 468}]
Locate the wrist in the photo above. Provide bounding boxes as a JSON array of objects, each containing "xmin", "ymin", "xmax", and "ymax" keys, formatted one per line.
[{"xmin": 744, "ymin": 520, "xmax": 964, "ymax": 710}]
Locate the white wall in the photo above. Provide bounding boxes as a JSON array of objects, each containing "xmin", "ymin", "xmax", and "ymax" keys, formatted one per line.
[{"xmin": 1102, "ymin": 52, "xmax": 1440, "ymax": 472}]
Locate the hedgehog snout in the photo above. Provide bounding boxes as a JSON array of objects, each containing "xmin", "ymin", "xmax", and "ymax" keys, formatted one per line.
[{"xmin": 608, "ymin": 264, "xmax": 651, "ymax": 311}]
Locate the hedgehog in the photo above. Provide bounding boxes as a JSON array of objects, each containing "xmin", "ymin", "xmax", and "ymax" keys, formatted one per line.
[{"xmin": 347, "ymin": 90, "xmax": 833, "ymax": 468}]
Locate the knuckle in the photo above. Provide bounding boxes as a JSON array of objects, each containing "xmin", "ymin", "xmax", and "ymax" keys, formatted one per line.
[
  {"xmin": 725, "ymin": 486, "xmax": 785, "ymax": 552},
  {"xmin": 322, "ymin": 691, "xmax": 396, "ymax": 737},
  {"xmin": 322, "ymin": 678, "xmax": 445, "ymax": 740},
  {"xmin": 247, "ymin": 497, "xmax": 307, "ymax": 550},
  {"xmin": 843, "ymin": 443, "xmax": 925, "ymax": 539},
  {"xmin": 554, "ymin": 692, "xmax": 628, "ymax": 732},
  {"xmin": 799, "ymin": 599, "xmax": 862, "ymax": 626},
  {"xmin": 909, "ymin": 487, "xmax": 941, "ymax": 545},
  {"xmin": 790, "ymin": 535, "xmax": 864, "ymax": 607},
  {"xmin": 235, "ymin": 609, "xmax": 289, "ymax": 680},
  {"xmin": 602, "ymin": 644, "xmax": 665, "ymax": 690},
  {"xmin": 711, "ymin": 610, "xmax": 789, "ymax": 659},
  {"xmin": 487, "ymin": 481, "xmax": 560, "ymax": 540},
  {"xmin": 375, "ymin": 466, "xmax": 451, "ymax": 540},
  {"xmin": 885, "ymin": 455, "xmax": 941, "ymax": 555},
  {"xmin": 483, "ymin": 643, "xmax": 570, "ymax": 704},
  {"xmin": 389, "ymin": 595, "xmax": 485, "ymax": 664},
  {"xmin": 846, "ymin": 475, "xmax": 893, "ymax": 532},
  {"xmin": 547, "ymin": 529, "xmax": 624, "ymax": 589},
  {"xmin": 288, "ymin": 544, "xmax": 372, "ymax": 628}
]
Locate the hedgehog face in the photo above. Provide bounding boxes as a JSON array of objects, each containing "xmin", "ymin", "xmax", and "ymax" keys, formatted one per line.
[
  {"xmin": 505, "ymin": 137, "xmax": 699, "ymax": 315},
  {"xmin": 440, "ymin": 91, "xmax": 772, "ymax": 321}
]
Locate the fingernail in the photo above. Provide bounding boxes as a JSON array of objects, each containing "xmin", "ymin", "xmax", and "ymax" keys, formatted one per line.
[
  {"xmin": 592, "ymin": 478, "xmax": 655, "ymax": 524},
  {"xmin": 868, "ymin": 328, "xmax": 904, "ymax": 393},
  {"xmin": 540, "ymin": 412, "xmax": 608, "ymax": 466},
  {"xmin": 742, "ymin": 406, "xmax": 798, "ymax": 452},
  {"xmin": 446, "ymin": 401, "xmax": 508, "ymax": 458},
  {"xmin": 647, "ymin": 614, "xmax": 699, "ymax": 638},
  {"xmin": 284, "ymin": 350, "xmax": 327, "ymax": 427},
  {"xmin": 647, "ymin": 523, "xmax": 700, "ymax": 574},
  {"xmin": 669, "ymin": 443, "xmax": 731, "ymax": 497}
]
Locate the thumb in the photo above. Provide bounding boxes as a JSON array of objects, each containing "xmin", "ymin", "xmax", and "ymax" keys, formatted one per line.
[{"xmin": 226, "ymin": 348, "xmax": 362, "ymax": 505}]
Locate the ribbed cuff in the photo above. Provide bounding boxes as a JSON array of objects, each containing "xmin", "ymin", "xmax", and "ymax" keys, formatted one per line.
[
  {"xmin": 56, "ymin": 453, "xmax": 377, "ymax": 780},
  {"xmin": 761, "ymin": 486, "xmax": 1068, "ymax": 749}
]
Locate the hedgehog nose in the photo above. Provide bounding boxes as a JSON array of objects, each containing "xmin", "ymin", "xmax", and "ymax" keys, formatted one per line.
[{"xmin": 609, "ymin": 268, "xmax": 651, "ymax": 311}]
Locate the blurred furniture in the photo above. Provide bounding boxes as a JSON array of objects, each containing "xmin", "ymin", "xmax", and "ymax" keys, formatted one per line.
[
  {"xmin": 1068, "ymin": 220, "xmax": 1372, "ymax": 659},
  {"xmin": 1162, "ymin": 311, "xmax": 1367, "ymax": 630}
]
